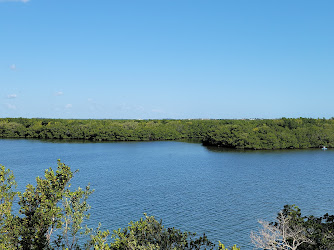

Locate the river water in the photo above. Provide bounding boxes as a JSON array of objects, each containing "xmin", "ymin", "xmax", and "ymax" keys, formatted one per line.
[{"xmin": 0, "ymin": 139, "xmax": 333, "ymax": 248}]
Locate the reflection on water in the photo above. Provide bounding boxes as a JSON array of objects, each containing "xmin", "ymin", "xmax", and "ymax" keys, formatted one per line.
[{"xmin": 0, "ymin": 139, "xmax": 333, "ymax": 249}]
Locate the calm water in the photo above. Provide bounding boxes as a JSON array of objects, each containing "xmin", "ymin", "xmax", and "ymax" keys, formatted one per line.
[{"xmin": 1, "ymin": 139, "xmax": 334, "ymax": 249}]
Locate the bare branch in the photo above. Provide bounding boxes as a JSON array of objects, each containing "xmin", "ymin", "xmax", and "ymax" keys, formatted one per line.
[{"xmin": 251, "ymin": 211, "xmax": 313, "ymax": 250}]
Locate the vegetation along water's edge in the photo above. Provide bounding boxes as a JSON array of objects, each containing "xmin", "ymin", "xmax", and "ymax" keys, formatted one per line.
[{"xmin": 1, "ymin": 117, "xmax": 334, "ymax": 150}]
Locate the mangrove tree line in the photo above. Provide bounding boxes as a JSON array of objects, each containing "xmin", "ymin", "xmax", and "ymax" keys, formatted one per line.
[{"xmin": 0, "ymin": 117, "xmax": 333, "ymax": 149}]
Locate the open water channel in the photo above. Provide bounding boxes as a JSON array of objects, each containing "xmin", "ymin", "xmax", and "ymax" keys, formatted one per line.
[{"xmin": 1, "ymin": 139, "xmax": 334, "ymax": 248}]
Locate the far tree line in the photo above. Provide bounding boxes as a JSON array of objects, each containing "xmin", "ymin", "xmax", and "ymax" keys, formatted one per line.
[{"xmin": 0, "ymin": 117, "xmax": 334, "ymax": 149}]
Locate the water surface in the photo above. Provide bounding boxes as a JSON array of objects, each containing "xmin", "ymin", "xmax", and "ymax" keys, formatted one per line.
[{"xmin": 0, "ymin": 139, "xmax": 333, "ymax": 248}]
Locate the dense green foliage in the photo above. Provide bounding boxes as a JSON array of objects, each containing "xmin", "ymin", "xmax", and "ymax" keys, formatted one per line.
[
  {"xmin": 0, "ymin": 161, "xmax": 238, "ymax": 250},
  {"xmin": 0, "ymin": 160, "xmax": 93, "ymax": 249},
  {"xmin": 109, "ymin": 214, "xmax": 214, "ymax": 250},
  {"xmin": 1, "ymin": 117, "xmax": 334, "ymax": 149},
  {"xmin": 275, "ymin": 205, "xmax": 334, "ymax": 249},
  {"xmin": 0, "ymin": 118, "xmax": 210, "ymax": 141},
  {"xmin": 203, "ymin": 118, "xmax": 334, "ymax": 149},
  {"xmin": 252, "ymin": 205, "xmax": 334, "ymax": 249}
]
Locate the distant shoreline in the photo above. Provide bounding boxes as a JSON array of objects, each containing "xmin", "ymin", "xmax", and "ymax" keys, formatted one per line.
[{"xmin": 0, "ymin": 117, "xmax": 333, "ymax": 150}]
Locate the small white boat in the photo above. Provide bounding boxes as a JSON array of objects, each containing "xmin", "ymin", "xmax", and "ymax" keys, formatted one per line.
[{"xmin": 322, "ymin": 146, "xmax": 328, "ymax": 150}]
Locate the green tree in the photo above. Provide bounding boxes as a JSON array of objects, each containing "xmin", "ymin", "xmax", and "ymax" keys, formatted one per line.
[
  {"xmin": 109, "ymin": 214, "xmax": 214, "ymax": 250},
  {"xmin": 0, "ymin": 160, "xmax": 92, "ymax": 249},
  {"xmin": 0, "ymin": 165, "xmax": 19, "ymax": 249},
  {"xmin": 252, "ymin": 205, "xmax": 334, "ymax": 250}
]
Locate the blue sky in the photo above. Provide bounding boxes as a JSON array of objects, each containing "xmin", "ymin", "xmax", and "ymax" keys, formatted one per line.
[{"xmin": 1, "ymin": 0, "xmax": 333, "ymax": 119}]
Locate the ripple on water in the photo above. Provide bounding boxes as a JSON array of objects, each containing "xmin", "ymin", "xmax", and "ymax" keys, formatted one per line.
[{"xmin": 1, "ymin": 139, "xmax": 334, "ymax": 249}]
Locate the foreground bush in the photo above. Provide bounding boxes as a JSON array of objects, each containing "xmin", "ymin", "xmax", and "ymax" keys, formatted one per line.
[{"xmin": 251, "ymin": 205, "xmax": 334, "ymax": 249}]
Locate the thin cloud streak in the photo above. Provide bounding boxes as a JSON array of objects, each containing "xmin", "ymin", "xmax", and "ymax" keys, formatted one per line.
[
  {"xmin": 7, "ymin": 94, "xmax": 17, "ymax": 99},
  {"xmin": 0, "ymin": 0, "xmax": 29, "ymax": 2},
  {"xmin": 4, "ymin": 103, "xmax": 16, "ymax": 110}
]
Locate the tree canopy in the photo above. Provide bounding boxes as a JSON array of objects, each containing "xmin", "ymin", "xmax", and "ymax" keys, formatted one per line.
[
  {"xmin": 1, "ymin": 117, "xmax": 334, "ymax": 150},
  {"xmin": 251, "ymin": 205, "xmax": 334, "ymax": 249}
]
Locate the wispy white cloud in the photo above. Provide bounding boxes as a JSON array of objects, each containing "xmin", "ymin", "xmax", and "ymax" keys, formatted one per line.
[
  {"xmin": 55, "ymin": 91, "xmax": 64, "ymax": 96},
  {"xmin": 88, "ymin": 98, "xmax": 105, "ymax": 112},
  {"xmin": 0, "ymin": 0, "xmax": 30, "ymax": 3},
  {"xmin": 7, "ymin": 94, "xmax": 17, "ymax": 99},
  {"xmin": 4, "ymin": 103, "xmax": 16, "ymax": 110},
  {"xmin": 65, "ymin": 104, "xmax": 72, "ymax": 109},
  {"xmin": 118, "ymin": 103, "xmax": 144, "ymax": 112},
  {"xmin": 88, "ymin": 98, "xmax": 95, "ymax": 110},
  {"xmin": 152, "ymin": 108, "xmax": 163, "ymax": 113},
  {"xmin": 10, "ymin": 64, "xmax": 16, "ymax": 70}
]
